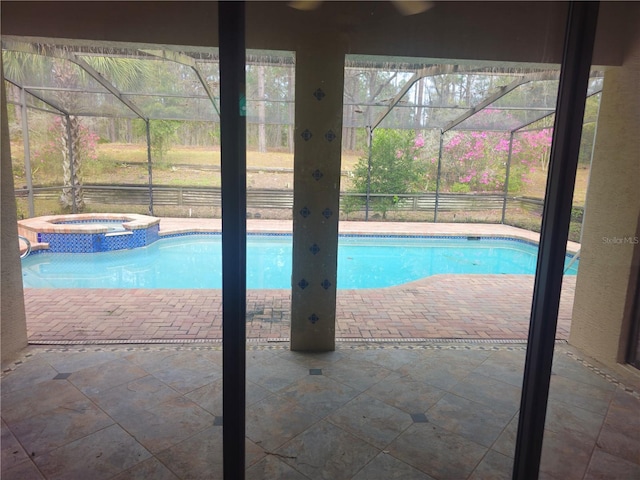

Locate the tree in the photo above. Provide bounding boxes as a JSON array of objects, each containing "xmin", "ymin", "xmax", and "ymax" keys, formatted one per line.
[
  {"xmin": 3, "ymin": 42, "xmax": 151, "ymax": 210},
  {"xmin": 517, "ymin": 128, "xmax": 553, "ymax": 172},
  {"xmin": 441, "ymin": 129, "xmax": 511, "ymax": 193},
  {"xmin": 343, "ymin": 66, "xmax": 404, "ymax": 151},
  {"xmin": 350, "ymin": 129, "xmax": 427, "ymax": 218},
  {"xmin": 51, "ymin": 58, "xmax": 86, "ymax": 208},
  {"xmin": 257, "ymin": 65, "xmax": 266, "ymax": 152},
  {"xmin": 436, "ymin": 107, "xmax": 555, "ymax": 194},
  {"xmin": 578, "ymin": 93, "xmax": 601, "ymax": 166},
  {"xmin": 134, "ymin": 119, "xmax": 180, "ymax": 162},
  {"xmin": 245, "ymin": 61, "xmax": 294, "ymax": 151}
]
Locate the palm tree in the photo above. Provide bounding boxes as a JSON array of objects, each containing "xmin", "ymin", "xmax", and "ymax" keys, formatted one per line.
[
  {"xmin": 3, "ymin": 41, "xmax": 151, "ymax": 210},
  {"xmin": 51, "ymin": 57, "xmax": 85, "ymax": 209}
]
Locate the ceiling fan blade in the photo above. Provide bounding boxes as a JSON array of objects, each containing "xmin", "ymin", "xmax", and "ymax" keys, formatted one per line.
[
  {"xmin": 393, "ymin": 1, "xmax": 435, "ymax": 16},
  {"xmin": 288, "ymin": 1, "xmax": 323, "ymax": 11},
  {"xmin": 288, "ymin": 0, "xmax": 434, "ymax": 15}
]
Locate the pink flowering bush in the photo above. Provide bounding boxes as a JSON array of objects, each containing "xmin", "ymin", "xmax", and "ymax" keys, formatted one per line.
[
  {"xmin": 32, "ymin": 116, "xmax": 99, "ymax": 184},
  {"xmin": 434, "ymin": 108, "xmax": 553, "ymax": 194},
  {"xmin": 346, "ymin": 121, "xmax": 553, "ymax": 217},
  {"xmin": 517, "ymin": 128, "xmax": 553, "ymax": 171},
  {"xmin": 507, "ymin": 128, "xmax": 553, "ymax": 192},
  {"xmin": 440, "ymin": 125, "xmax": 552, "ymax": 194},
  {"xmin": 442, "ymin": 130, "xmax": 512, "ymax": 192}
]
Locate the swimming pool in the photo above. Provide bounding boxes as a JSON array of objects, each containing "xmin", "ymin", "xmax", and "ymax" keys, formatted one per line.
[{"xmin": 21, "ymin": 234, "xmax": 578, "ymax": 289}]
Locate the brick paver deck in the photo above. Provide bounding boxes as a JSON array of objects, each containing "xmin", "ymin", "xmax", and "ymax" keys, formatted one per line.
[
  {"xmin": 24, "ymin": 275, "xmax": 575, "ymax": 343},
  {"xmin": 22, "ymin": 220, "xmax": 578, "ymax": 344}
]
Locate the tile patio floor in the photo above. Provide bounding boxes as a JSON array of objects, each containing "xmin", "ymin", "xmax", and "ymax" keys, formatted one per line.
[
  {"xmin": 2, "ymin": 342, "xmax": 639, "ymax": 479},
  {"xmin": 23, "ymin": 221, "xmax": 578, "ymax": 344}
]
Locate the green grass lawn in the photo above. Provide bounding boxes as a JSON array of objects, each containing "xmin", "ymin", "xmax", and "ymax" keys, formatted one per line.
[
  {"xmin": 98, "ymin": 143, "xmax": 359, "ymax": 170},
  {"xmin": 11, "ymin": 141, "xmax": 588, "ymax": 242},
  {"xmin": 520, "ymin": 165, "xmax": 590, "ymax": 206},
  {"xmin": 95, "ymin": 143, "xmax": 361, "ymax": 170},
  {"xmin": 89, "ymin": 143, "xmax": 590, "ymax": 204},
  {"xmin": 12, "ymin": 142, "xmax": 588, "ymax": 213},
  {"xmin": 75, "ymin": 144, "xmax": 360, "ymax": 186}
]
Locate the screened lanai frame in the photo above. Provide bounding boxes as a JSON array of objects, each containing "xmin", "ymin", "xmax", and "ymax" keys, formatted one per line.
[
  {"xmin": 2, "ymin": 36, "xmax": 297, "ymax": 217},
  {"xmin": 3, "ymin": 36, "xmax": 603, "ymax": 221},
  {"xmin": 342, "ymin": 54, "xmax": 603, "ymax": 221}
]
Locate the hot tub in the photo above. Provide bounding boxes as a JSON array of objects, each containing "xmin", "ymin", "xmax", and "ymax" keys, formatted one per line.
[{"xmin": 17, "ymin": 213, "xmax": 161, "ymax": 253}]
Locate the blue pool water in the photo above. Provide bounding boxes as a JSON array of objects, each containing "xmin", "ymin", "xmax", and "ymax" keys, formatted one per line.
[{"xmin": 21, "ymin": 234, "xmax": 578, "ymax": 289}]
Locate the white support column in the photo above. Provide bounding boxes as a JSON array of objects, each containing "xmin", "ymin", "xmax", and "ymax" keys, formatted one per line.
[
  {"xmin": 290, "ymin": 47, "xmax": 345, "ymax": 351},
  {"xmin": 1, "ymin": 56, "xmax": 29, "ymax": 362}
]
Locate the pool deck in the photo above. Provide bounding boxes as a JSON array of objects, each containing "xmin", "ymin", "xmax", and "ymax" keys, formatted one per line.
[
  {"xmin": 23, "ymin": 220, "xmax": 579, "ymax": 344},
  {"xmin": 10, "ymin": 222, "xmax": 637, "ymax": 480}
]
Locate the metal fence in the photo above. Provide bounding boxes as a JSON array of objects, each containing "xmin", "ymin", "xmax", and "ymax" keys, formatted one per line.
[{"xmin": 16, "ymin": 184, "xmax": 582, "ymax": 217}]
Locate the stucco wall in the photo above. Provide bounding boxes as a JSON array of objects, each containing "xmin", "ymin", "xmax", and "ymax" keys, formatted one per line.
[
  {"xmin": 570, "ymin": 21, "xmax": 640, "ymax": 370},
  {"xmin": 1, "ymin": 59, "xmax": 28, "ymax": 363}
]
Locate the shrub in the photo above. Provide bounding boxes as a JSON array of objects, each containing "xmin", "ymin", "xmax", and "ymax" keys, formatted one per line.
[
  {"xmin": 350, "ymin": 129, "xmax": 428, "ymax": 218},
  {"xmin": 450, "ymin": 182, "xmax": 471, "ymax": 193}
]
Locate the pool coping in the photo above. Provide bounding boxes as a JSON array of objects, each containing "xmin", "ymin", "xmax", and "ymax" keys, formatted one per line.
[
  {"xmin": 159, "ymin": 218, "xmax": 581, "ymax": 253},
  {"xmin": 18, "ymin": 217, "xmax": 581, "ymax": 255}
]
